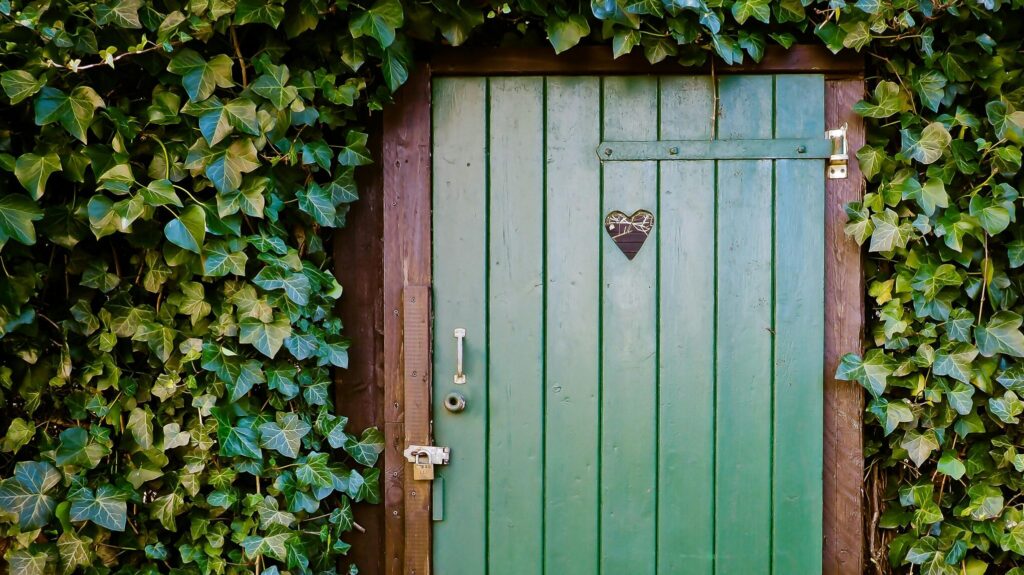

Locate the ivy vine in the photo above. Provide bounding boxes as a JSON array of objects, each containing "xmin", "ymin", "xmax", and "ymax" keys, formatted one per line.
[{"xmin": 1, "ymin": 0, "xmax": 1023, "ymax": 573}]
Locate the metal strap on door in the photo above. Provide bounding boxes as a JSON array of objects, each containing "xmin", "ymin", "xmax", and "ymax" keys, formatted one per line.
[{"xmin": 597, "ymin": 123, "xmax": 849, "ymax": 179}]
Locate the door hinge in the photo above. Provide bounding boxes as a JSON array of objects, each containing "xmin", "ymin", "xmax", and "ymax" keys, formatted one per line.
[
  {"xmin": 404, "ymin": 445, "xmax": 450, "ymax": 481},
  {"xmin": 826, "ymin": 123, "xmax": 849, "ymax": 180}
]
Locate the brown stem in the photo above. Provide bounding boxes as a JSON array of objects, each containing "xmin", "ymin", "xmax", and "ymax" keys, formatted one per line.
[{"xmin": 231, "ymin": 26, "xmax": 248, "ymax": 88}]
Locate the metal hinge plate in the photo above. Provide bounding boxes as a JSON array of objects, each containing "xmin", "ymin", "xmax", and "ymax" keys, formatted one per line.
[
  {"xmin": 826, "ymin": 123, "xmax": 849, "ymax": 180},
  {"xmin": 403, "ymin": 445, "xmax": 451, "ymax": 465}
]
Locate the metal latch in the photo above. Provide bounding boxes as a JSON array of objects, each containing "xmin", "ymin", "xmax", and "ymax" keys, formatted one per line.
[
  {"xmin": 404, "ymin": 445, "xmax": 450, "ymax": 481},
  {"xmin": 826, "ymin": 123, "xmax": 849, "ymax": 180}
]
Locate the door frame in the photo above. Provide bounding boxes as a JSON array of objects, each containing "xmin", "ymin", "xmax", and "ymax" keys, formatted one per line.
[{"xmin": 376, "ymin": 45, "xmax": 866, "ymax": 575}]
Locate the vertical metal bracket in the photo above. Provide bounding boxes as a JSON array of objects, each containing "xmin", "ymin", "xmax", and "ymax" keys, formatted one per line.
[{"xmin": 826, "ymin": 123, "xmax": 849, "ymax": 180}]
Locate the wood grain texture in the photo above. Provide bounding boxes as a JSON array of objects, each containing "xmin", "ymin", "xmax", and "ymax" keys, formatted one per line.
[
  {"xmin": 544, "ymin": 76, "xmax": 601, "ymax": 575},
  {"xmin": 773, "ymin": 74, "xmax": 826, "ymax": 575},
  {"xmin": 382, "ymin": 63, "xmax": 432, "ymax": 575},
  {"xmin": 714, "ymin": 74, "xmax": 774, "ymax": 574},
  {"xmin": 823, "ymin": 77, "xmax": 866, "ymax": 575},
  {"xmin": 600, "ymin": 76, "xmax": 659, "ymax": 575},
  {"xmin": 657, "ymin": 75, "xmax": 715, "ymax": 575},
  {"xmin": 432, "ymin": 45, "xmax": 863, "ymax": 78},
  {"xmin": 333, "ymin": 118, "xmax": 385, "ymax": 575},
  {"xmin": 431, "ymin": 76, "xmax": 488, "ymax": 575},
  {"xmin": 486, "ymin": 76, "xmax": 545, "ymax": 575}
]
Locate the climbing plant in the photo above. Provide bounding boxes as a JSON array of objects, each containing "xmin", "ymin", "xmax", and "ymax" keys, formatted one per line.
[{"xmin": 0, "ymin": 0, "xmax": 1023, "ymax": 573}]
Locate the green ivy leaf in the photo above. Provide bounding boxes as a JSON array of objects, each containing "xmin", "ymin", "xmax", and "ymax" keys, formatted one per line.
[
  {"xmin": 901, "ymin": 122, "xmax": 951, "ymax": 165},
  {"xmin": 297, "ymin": 183, "xmax": 337, "ymax": 226},
  {"xmin": 0, "ymin": 461, "xmax": 61, "ymax": 529},
  {"xmin": 239, "ymin": 314, "xmax": 292, "ymax": 359},
  {"xmin": 343, "ymin": 427, "xmax": 384, "ymax": 467},
  {"xmin": 234, "ymin": 0, "xmax": 285, "ymax": 27},
  {"xmin": 731, "ymin": 0, "xmax": 769, "ymax": 24},
  {"xmin": 546, "ymin": 14, "xmax": 591, "ymax": 54},
  {"xmin": 55, "ymin": 427, "xmax": 110, "ymax": 469},
  {"xmin": 259, "ymin": 412, "xmax": 311, "ymax": 458},
  {"xmin": 0, "ymin": 193, "xmax": 44, "ymax": 246},
  {"xmin": 1, "ymin": 70, "xmax": 44, "ymax": 104},
  {"xmin": 164, "ymin": 205, "xmax": 207, "ymax": 253},
  {"xmin": 69, "ymin": 484, "xmax": 128, "ymax": 531},
  {"xmin": 14, "ymin": 153, "xmax": 61, "ymax": 200},
  {"xmin": 57, "ymin": 531, "xmax": 93, "ymax": 573},
  {"xmin": 33, "ymin": 86, "xmax": 105, "ymax": 143},
  {"xmin": 869, "ymin": 209, "xmax": 912, "ymax": 252},
  {"xmin": 94, "ymin": 0, "xmax": 142, "ymax": 28},
  {"xmin": 976, "ymin": 312, "xmax": 1024, "ymax": 358},
  {"xmin": 900, "ymin": 429, "xmax": 940, "ymax": 467},
  {"xmin": 167, "ymin": 49, "xmax": 235, "ymax": 102},
  {"xmin": 349, "ymin": 0, "xmax": 404, "ymax": 48},
  {"xmin": 937, "ymin": 451, "xmax": 966, "ymax": 480},
  {"xmin": 252, "ymin": 64, "xmax": 298, "ymax": 109}
]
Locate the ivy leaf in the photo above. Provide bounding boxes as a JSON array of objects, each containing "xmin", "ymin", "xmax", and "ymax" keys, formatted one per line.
[
  {"xmin": 256, "ymin": 495, "xmax": 295, "ymax": 528},
  {"xmin": 869, "ymin": 209, "xmax": 912, "ymax": 253},
  {"xmin": 297, "ymin": 183, "xmax": 337, "ymax": 226},
  {"xmin": 901, "ymin": 122, "xmax": 951, "ymax": 165},
  {"xmin": 127, "ymin": 407, "xmax": 154, "ymax": 449},
  {"xmin": 911, "ymin": 69, "xmax": 947, "ymax": 112},
  {"xmin": 204, "ymin": 239, "xmax": 248, "ymax": 276},
  {"xmin": 0, "ymin": 193, "xmax": 44, "ymax": 246},
  {"xmin": 337, "ymin": 131, "xmax": 373, "ymax": 166},
  {"xmin": 94, "ymin": 0, "xmax": 142, "ymax": 28},
  {"xmin": 900, "ymin": 429, "xmax": 940, "ymax": 467},
  {"xmin": 969, "ymin": 194, "xmax": 1011, "ymax": 235},
  {"xmin": 239, "ymin": 314, "xmax": 292, "ymax": 359},
  {"xmin": 234, "ymin": 0, "xmax": 285, "ymax": 27},
  {"xmin": 69, "ymin": 484, "xmax": 128, "ymax": 531},
  {"xmin": 259, "ymin": 412, "xmax": 311, "ymax": 458},
  {"xmin": 731, "ymin": 0, "xmax": 770, "ymax": 24},
  {"xmin": 241, "ymin": 532, "xmax": 293, "ymax": 561},
  {"xmin": 349, "ymin": 0, "xmax": 404, "ymax": 48},
  {"xmin": 976, "ymin": 312, "xmax": 1024, "ymax": 357},
  {"xmin": 186, "ymin": 139, "xmax": 260, "ymax": 193},
  {"xmin": 167, "ymin": 49, "xmax": 235, "ymax": 102},
  {"xmin": 164, "ymin": 205, "xmax": 206, "ymax": 253},
  {"xmin": 213, "ymin": 408, "xmax": 263, "ymax": 459},
  {"xmin": 7, "ymin": 550, "xmax": 48, "ymax": 575},
  {"xmin": 189, "ymin": 97, "xmax": 260, "ymax": 146},
  {"xmin": 934, "ymin": 343, "xmax": 979, "ymax": 384},
  {"xmin": 546, "ymin": 14, "xmax": 591, "ymax": 54},
  {"xmin": 1, "ymin": 70, "xmax": 44, "ymax": 104},
  {"xmin": 252, "ymin": 64, "xmax": 298, "ymax": 109},
  {"xmin": 162, "ymin": 422, "xmax": 192, "ymax": 450},
  {"xmin": 34, "ymin": 86, "xmax": 104, "ymax": 143},
  {"xmin": 14, "ymin": 153, "xmax": 61, "ymax": 200},
  {"xmin": 937, "ymin": 451, "xmax": 966, "ymax": 480},
  {"xmin": 344, "ymin": 427, "xmax": 385, "ymax": 467},
  {"xmin": 55, "ymin": 427, "xmax": 110, "ymax": 469},
  {"xmin": 947, "ymin": 383, "xmax": 975, "ymax": 415},
  {"xmin": 836, "ymin": 350, "xmax": 896, "ymax": 397},
  {"xmin": 382, "ymin": 44, "xmax": 410, "ymax": 92},
  {"xmin": 253, "ymin": 266, "xmax": 311, "ymax": 305},
  {"xmin": 0, "ymin": 461, "xmax": 61, "ymax": 529},
  {"xmin": 2, "ymin": 418, "xmax": 35, "ymax": 453},
  {"xmin": 142, "ymin": 179, "xmax": 183, "ymax": 207},
  {"xmin": 295, "ymin": 452, "xmax": 333, "ymax": 488},
  {"xmin": 987, "ymin": 100, "xmax": 1024, "ymax": 143},
  {"xmin": 57, "ymin": 531, "xmax": 93, "ymax": 574}
]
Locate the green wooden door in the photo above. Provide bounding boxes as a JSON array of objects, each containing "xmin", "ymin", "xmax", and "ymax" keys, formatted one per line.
[{"xmin": 431, "ymin": 74, "xmax": 825, "ymax": 575}]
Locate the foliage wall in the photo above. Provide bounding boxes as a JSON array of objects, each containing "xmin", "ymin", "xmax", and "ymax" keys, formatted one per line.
[{"xmin": 0, "ymin": 0, "xmax": 1021, "ymax": 573}]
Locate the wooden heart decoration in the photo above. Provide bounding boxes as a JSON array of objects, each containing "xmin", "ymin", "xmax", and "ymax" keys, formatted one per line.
[{"xmin": 605, "ymin": 210, "xmax": 655, "ymax": 260}]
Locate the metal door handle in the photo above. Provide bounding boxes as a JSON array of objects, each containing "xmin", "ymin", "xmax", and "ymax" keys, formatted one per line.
[{"xmin": 454, "ymin": 328, "xmax": 466, "ymax": 384}]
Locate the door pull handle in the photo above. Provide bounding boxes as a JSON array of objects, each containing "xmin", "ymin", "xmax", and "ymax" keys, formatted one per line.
[{"xmin": 454, "ymin": 328, "xmax": 466, "ymax": 384}]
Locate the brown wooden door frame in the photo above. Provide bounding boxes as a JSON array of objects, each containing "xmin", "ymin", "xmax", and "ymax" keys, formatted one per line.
[{"xmin": 355, "ymin": 44, "xmax": 865, "ymax": 575}]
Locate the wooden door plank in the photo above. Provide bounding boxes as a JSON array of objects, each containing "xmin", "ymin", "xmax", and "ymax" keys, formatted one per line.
[
  {"xmin": 431, "ymin": 77, "xmax": 488, "ymax": 575},
  {"xmin": 544, "ymin": 76, "xmax": 601, "ymax": 575},
  {"xmin": 656, "ymin": 76, "xmax": 716, "ymax": 575},
  {"xmin": 824, "ymin": 77, "xmax": 865, "ymax": 575},
  {"xmin": 714, "ymin": 74, "xmax": 774, "ymax": 574},
  {"xmin": 486, "ymin": 76, "xmax": 545, "ymax": 575},
  {"xmin": 600, "ymin": 76, "xmax": 659, "ymax": 575},
  {"xmin": 773, "ymin": 74, "xmax": 826, "ymax": 574}
]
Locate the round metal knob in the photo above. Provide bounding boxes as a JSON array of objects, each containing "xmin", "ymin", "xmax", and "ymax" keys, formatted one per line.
[{"xmin": 444, "ymin": 392, "xmax": 466, "ymax": 413}]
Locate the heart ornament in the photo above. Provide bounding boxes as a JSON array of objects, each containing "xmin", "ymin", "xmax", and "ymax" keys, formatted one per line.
[{"xmin": 605, "ymin": 210, "xmax": 655, "ymax": 260}]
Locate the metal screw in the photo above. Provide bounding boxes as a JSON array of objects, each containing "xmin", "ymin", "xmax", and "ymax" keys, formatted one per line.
[
  {"xmin": 797, "ymin": 145, "xmax": 807, "ymax": 153},
  {"xmin": 668, "ymin": 147, "xmax": 679, "ymax": 155},
  {"xmin": 604, "ymin": 148, "xmax": 613, "ymax": 156}
]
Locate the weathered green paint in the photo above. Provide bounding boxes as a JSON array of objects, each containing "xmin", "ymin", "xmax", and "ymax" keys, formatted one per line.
[
  {"xmin": 598, "ymin": 137, "xmax": 832, "ymax": 161},
  {"xmin": 544, "ymin": 76, "xmax": 601, "ymax": 575},
  {"xmin": 600, "ymin": 76, "xmax": 659, "ymax": 575},
  {"xmin": 657, "ymin": 75, "xmax": 716, "ymax": 575},
  {"xmin": 773, "ymin": 74, "xmax": 826, "ymax": 575},
  {"xmin": 431, "ymin": 76, "xmax": 487, "ymax": 575},
  {"xmin": 432, "ymin": 74, "xmax": 825, "ymax": 574},
  {"xmin": 486, "ymin": 76, "xmax": 545, "ymax": 575}
]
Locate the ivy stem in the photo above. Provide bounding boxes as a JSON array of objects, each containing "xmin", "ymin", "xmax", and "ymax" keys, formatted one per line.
[
  {"xmin": 978, "ymin": 233, "xmax": 989, "ymax": 324},
  {"xmin": 173, "ymin": 184, "xmax": 204, "ymax": 205},
  {"xmin": 148, "ymin": 134, "xmax": 172, "ymax": 180},
  {"xmin": 231, "ymin": 26, "xmax": 249, "ymax": 88}
]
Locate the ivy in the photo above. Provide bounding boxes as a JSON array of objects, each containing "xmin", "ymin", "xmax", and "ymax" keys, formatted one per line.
[{"xmin": 0, "ymin": 0, "xmax": 1022, "ymax": 572}]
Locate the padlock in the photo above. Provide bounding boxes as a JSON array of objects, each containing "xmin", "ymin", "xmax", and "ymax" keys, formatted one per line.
[{"xmin": 413, "ymin": 450, "xmax": 434, "ymax": 481}]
